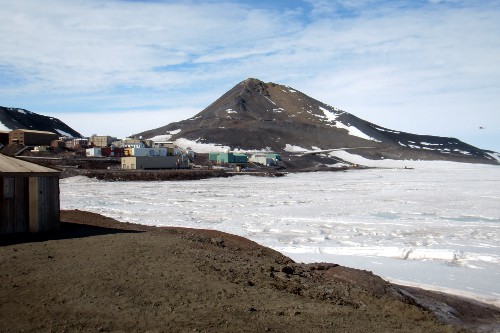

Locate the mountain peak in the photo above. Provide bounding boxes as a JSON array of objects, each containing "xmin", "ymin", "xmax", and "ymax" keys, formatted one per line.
[
  {"xmin": 242, "ymin": 77, "xmax": 269, "ymax": 91},
  {"xmin": 136, "ymin": 79, "xmax": 498, "ymax": 166}
]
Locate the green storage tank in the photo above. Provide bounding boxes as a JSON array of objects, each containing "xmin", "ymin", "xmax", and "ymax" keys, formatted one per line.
[{"xmin": 208, "ymin": 152, "xmax": 248, "ymax": 163}]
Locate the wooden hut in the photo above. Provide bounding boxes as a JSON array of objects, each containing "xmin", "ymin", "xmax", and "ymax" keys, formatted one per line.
[
  {"xmin": 9, "ymin": 129, "xmax": 58, "ymax": 146},
  {"xmin": 0, "ymin": 130, "xmax": 9, "ymax": 146},
  {"xmin": 0, "ymin": 153, "xmax": 60, "ymax": 234}
]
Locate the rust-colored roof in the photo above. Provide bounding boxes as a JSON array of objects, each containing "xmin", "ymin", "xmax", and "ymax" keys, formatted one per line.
[{"xmin": 0, "ymin": 153, "xmax": 60, "ymax": 174}]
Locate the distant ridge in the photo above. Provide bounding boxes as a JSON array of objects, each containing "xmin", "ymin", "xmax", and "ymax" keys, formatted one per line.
[
  {"xmin": 136, "ymin": 78, "xmax": 499, "ymax": 167},
  {"xmin": 0, "ymin": 106, "xmax": 82, "ymax": 138}
]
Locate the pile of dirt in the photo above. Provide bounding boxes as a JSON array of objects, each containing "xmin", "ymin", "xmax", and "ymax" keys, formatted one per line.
[{"xmin": 1, "ymin": 210, "xmax": 499, "ymax": 332}]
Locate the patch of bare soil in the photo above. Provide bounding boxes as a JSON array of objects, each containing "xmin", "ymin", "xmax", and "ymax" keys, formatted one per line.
[{"xmin": 1, "ymin": 210, "xmax": 499, "ymax": 332}]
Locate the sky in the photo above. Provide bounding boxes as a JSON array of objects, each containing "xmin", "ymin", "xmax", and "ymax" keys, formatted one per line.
[{"xmin": 1, "ymin": 0, "xmax": 499, "ymax": 151}]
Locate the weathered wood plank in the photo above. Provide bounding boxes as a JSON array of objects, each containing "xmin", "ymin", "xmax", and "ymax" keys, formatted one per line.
[{"xmin": 29, "ymin": 176, "xmax": 39, "ymax": 232}]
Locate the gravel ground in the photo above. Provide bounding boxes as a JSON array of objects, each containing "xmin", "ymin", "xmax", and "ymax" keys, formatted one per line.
[{"xmin": 1, "ymin": 210, "xmax": 499, "ymax": 333}]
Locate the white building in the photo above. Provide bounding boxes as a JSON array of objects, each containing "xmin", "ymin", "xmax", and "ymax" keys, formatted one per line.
[
  {"xmin": 249, "ymin": 153, "xmax": 282, "ymax": 166},
  {"xmin": 71, "ymin": 138, "xmax": 89, "ymax": 148},
  {"xmin": 86, "ymin": 147, "xmax": 102, "ymax": 157},
  {"xmin": 121, "ymin": 155, "xmax": 188, "ymax": 169},
  {"xmin": 152, "ymin": 141, "xmax": 181, "ymax": 156},
  {"xmin": 125, "ymin": 147, "xmax": 168, "ymax": 157}
]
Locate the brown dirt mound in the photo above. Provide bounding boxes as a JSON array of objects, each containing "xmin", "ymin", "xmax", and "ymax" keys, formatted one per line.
[{"xmin": 1, "ymin": 210, "xmax": 499, "ymax": 332}]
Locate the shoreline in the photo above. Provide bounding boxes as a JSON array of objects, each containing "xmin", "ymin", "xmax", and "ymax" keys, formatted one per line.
[
  {"xmin": 60, "ymin": 208, "xmax": 500, "ymax": 311},
  {"xmin": 387, "ymin": 278, "xmax": 500, "ymax": 309},
  {"xmin": 59, "ymin": 167, "xmax": 290, "ymax": 180},
  {"xmin": 62, "ymin": 208, "xmax": 500, "ymax": 309}
]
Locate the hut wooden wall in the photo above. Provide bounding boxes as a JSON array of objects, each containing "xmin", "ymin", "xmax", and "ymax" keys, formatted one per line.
[
  {"xmin": 29, "ymin": 176, "xmax": 60, "ymax": 232},
  {"xmin": 1, "ymin": 175, "xmax": 59, "ymax": 234},
  {"xmin": 1, "ymin": 176, "xmax": 29, "ymax": 233}
]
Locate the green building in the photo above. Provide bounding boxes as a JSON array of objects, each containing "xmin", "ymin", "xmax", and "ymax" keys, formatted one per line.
[{"xmin": 209, "ymin": 152, "xmax": 248, "ymax": 163}]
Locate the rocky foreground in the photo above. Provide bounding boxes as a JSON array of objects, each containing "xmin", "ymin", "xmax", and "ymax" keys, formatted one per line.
[{"xmin": 1, "ymin": 210, "xmax": 499, "ymax": 332}]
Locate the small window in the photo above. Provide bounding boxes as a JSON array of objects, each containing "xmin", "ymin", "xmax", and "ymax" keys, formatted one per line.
[{"xmin": 3, "ymin": 178, "xmax": 14, "ymax": 198}]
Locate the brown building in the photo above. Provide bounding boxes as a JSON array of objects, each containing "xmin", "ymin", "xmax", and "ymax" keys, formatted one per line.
[
  {"xmin": 0, "ymin": 153, "xmax": 60, "ymax": 234},
  {"xmin": 90, "ymin": 135, "xmax": 116, "ymax": 148},
  {"xmin": 51, "ymin": 140, "xmax": 66, "ymax": 149},
  {"xmin": 0, "ymin": 130, "xmax": 9, "ymax": 146},
  {"xmin": 9, "ymin": 129, "xmax": 58, "ymax": 146}
]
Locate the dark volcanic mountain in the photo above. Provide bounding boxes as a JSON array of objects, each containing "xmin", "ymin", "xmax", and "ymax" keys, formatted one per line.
[
  {"xmin": 0, "ymin": 106, "xmax": 82, "ymax": 138},
  {"xmin": 137, "ymin": 78, "xmax": 499, "ymax": 166}
]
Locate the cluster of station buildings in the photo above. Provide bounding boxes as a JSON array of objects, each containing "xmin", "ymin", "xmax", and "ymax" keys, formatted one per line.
[
  {"xmin": 0, "ymin": 130, "xmax": 192, "ymax": 170},
  {"xmin": 0, "ymin": 129, "xmax": 282, "ymax": 170},
  {"xmin": 84, "ymin": 136, "xmax": 194, "ymax": 170},
  {"xmin": 1, "ymin": 130, "xmax": 284, "ymax": 235}
]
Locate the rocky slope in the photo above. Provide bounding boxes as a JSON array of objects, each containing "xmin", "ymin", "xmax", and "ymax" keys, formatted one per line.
[
  {"xmin": 137, "ymin": 78, "xmax": 498, "ymax": 166},
  {"xmin": 0, "ymin": 106, "xmax": 82, "ymax": 137}
]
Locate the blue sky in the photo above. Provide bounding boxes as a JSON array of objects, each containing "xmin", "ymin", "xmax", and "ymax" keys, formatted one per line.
[{"xmin": 1, "ymin": 0, "xmax": 499, "ymax": 151}]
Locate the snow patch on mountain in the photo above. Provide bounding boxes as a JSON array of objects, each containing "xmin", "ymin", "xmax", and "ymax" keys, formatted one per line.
[
  {"xmin": 331, "ymin": 121, "xmax": 381, "ymax": 142},
  {"xmin": 375, "ymin": 126, "xmax": 400, "ymax": 134},
  {"xmin": 398, "ymin": 139, "xmax": 480, "ymax": 156},
  {"xmin": 486, "ymin": 152, "xmax": 500, "ymax": 162},
  {"xmin": 319, "ymin": 106, "xmax": 340, "ymax": 121},
  {"xmin": 148, "ymin": 129, "xmax": 182, "ymax": 142},
  {"xmin": 284, "ymin": 144, "xmax": 310, "ymax": 153},
  {"xmin": 264, "ymin": 96, "xmax": 276, "ymax": 105},
  {"xmin": 174, "ymin": 138, "xmax": 230, "ymax": 153},
  {"xmin": 421, "ymin": 142, "xmax": 442, "ymax": 146},
  {"xmin": 148, "ymin": 134, "xmax": 171, "ymax": 141},
  {"xmin": 318, "ymin": 106, "xmax": 380, "ymax": 142},
  {"xmin": 283, "ymin": 144, "xmax": 487, "ymax": 169},
  {"xmin": 0, "ymin": 120, "xmax": 9, "ymax": 131},
  {"xmin": 55, "ymin": 128, "xmax": 74, "ymax": 137},
  {"xmin": 452, "ymin": 149, "xmax": 472, "ymax": 155},
  {"xmin": 327, "ymin": 150, "xmax": 483, "ymax": 169}
]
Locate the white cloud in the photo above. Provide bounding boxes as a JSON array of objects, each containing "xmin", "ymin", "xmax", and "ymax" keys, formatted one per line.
[{"xmin": 0, "ymin": 0, "xmax": 299, "ymax": 93}]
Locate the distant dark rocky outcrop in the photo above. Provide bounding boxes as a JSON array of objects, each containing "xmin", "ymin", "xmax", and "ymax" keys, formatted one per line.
[
  {"xmin": 137, "ymin": 78, "xmax": 499, "ymax": 166},
  {"xmin": 0, "ymin": 106, "xmax": 82, "ymax": 138}
]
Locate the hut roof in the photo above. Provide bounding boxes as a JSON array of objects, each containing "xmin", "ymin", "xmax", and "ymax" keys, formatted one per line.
[
  {"xmin": 0, "ymin": 153, "xmax": 60, "ymax": 175},
  {"xmin": 10, "ymin": 129, "xmax": 57, "ymax": 135}
]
